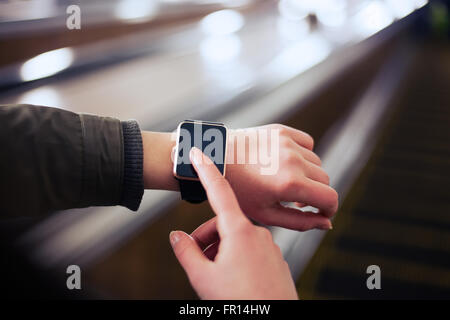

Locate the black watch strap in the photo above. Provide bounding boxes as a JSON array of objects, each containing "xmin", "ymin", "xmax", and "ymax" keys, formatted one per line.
[{"xmin": 177, "ymin": 178, "xmax": 207, "ymax": 204}]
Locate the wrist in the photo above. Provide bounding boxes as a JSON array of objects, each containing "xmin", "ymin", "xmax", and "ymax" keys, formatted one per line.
[
  {"xmin": 142, "ymin": 131, "xmax": 179, "ymax": 191},
  {"xmin": 225, "ymin": 129, "xmax": 242, "ymax": 179}
]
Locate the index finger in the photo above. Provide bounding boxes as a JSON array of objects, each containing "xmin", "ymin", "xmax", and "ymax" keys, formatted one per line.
[{"xmin": 190, "ymin": 147, "xmax": 250, "ymax": 234}]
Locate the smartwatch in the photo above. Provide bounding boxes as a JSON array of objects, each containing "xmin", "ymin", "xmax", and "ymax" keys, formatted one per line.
[{"xmin": 173, "ymin": 120, "xmax": 228, "ymax": 203}]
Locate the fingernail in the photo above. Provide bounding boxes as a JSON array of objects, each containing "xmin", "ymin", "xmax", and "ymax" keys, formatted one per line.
[
  {"xmin": 190, "ymin": 147, "xmax": 214, "ymax": 166},
  {"xmin": 169, "ymin": 231, "xmax": 181, "ymax": 247},
  {"xmin": 318, "ymin": 221, "xmax": 333, "ymax": 230},
  {"xmin": 190, "ymin": 147, "xmax": 202, "ymax": 165}
]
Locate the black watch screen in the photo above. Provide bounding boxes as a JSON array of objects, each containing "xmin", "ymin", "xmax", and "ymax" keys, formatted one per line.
[{"xmin": 174, "ymin": 120, "xmax": 227, "ymax": 180}]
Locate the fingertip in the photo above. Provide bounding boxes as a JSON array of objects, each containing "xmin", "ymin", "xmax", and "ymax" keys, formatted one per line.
[
  {"xmin": 190, "ymin": 147, "xmax": 201, "ymax": 167},
  {"xmin": 170, "ymin": 230, "xmax": 210, "ymax": 279},
  {"xmin": 169, "ymin": 230, "xmax": 185, "ymax": 249},
  {"xmin": 317, "ymin": 219, "xmax": 333, "ymax": 230}
]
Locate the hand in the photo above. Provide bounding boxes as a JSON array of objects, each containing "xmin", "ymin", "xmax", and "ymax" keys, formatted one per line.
[
  {"xmin": 170, "ymin": 147, "xmax": 298, "ymax": 300},
  {"xmin": 140, "ymin": 124, "xmax": 338, "ymax": 231},
  {"xmin": 226, "ymin": 124, "xmax": 338, "ymax": 231}
]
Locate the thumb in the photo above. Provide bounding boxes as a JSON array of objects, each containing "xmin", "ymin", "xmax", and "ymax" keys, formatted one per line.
[{"xmin": 170, "ymin": 230, "xmax": 210, "ymax": 281}]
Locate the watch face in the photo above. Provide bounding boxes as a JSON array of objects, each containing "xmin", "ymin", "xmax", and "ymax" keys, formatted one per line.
[{"xmin": 174, "ymin": 121, "xmax": 227, "ymax": 180}]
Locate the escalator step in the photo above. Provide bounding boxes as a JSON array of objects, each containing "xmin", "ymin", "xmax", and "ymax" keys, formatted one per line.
[{"xmin": 297, "ymin": 42, "xmax": 450, "ymax": 299}]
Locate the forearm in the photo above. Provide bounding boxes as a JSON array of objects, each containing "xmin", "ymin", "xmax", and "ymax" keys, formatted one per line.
[{"xmin": 0, "ymin": 104, "xmax": 127, "ymax": 217}]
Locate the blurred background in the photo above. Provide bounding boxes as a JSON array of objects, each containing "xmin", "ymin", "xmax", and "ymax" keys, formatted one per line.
[{"xmin": 0, "ymin": 0, "xmax": 449, "ymax": 299}]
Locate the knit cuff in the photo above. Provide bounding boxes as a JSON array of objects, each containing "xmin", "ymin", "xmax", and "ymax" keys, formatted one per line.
[{"xmin": 120, "ymin": 120, "xmax": 144, "ymax": 211}]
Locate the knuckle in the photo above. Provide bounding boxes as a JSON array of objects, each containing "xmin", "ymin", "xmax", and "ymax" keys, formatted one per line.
[
  {"xmin": 279, "ymin": 135, "xmax": 292, "ymax": 148},
  {"xmin": 276, "ymin": 124, "xmax": 289, "ymax": 136},
  {"xmin": 308, "ymin": 135, "xmax": 315, "ymax": 149},
  {"xmin": 282, "ymin": 151, "xmax": 299, "ymax": 165},
  {"xmin": 257, "ymin": 227, "xmax": 273, "ymax": 240},
  {"xmin": 276, "ymin": 178, "xmax": 291, "ymax": 194},
  {"xmin": 314, "ymin": 154, "xmax": 322, "ymax": 166},
  {"xmin": 266, "ymin": 123, "xmax": 281, "ymax": 131},
  {"xmin": 277, "ymin": 176, "xmax": 303, "ymax": 194},
  {"xmin": 301, "ymin": 131, "xmax": 314, "ymax": 149}
]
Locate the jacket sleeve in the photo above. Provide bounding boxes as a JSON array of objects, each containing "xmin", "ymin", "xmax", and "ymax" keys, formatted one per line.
[{"xmin": 0, "ymin": 104, "xmax": 143, "ymax": 218}]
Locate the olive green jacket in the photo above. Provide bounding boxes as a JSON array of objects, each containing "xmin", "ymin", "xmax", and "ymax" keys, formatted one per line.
[{"xmin": 0, "ymin": 104, "xmax": 144, "ymax": 218}]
